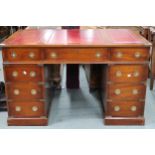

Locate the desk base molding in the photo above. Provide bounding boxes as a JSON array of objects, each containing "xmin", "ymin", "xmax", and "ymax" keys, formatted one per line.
[
  {"xmin": 7, "ymin": 117, "xmax": 48, "ymax": 126},
  {"xmin": 104, "ymin": 116, "xmax": 145, "ymax": 125}
]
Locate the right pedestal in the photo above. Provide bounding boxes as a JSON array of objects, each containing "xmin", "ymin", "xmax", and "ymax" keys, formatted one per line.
[{"xmin": 102, "ymin": 63, "xmax": 148, "ymax": 125}]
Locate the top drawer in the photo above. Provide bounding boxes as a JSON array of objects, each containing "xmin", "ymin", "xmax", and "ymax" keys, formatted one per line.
[
  {"xmin": 45, "ymin": 48, "xmax": 108, "ymax": 63},
  {"xmin": 110, "ymin": 48, "xmax": 149, "ymax": 62},
  {"xmin": 3, "ymin": 48, "xmax": 42, "ymax": 62}
]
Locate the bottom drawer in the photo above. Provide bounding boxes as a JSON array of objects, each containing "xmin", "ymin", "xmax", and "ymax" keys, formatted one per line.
[
  {"xmin": 106, "ymin": 101, "xmax": 144, "ymax": 117},
  {"xmin": 8, "ymin": 101, "xmax": 46, "ymax": 117}
]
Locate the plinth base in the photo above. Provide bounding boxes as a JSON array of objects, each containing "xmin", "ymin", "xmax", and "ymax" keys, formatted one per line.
[
  {"xmin": 104, "ymin": 116, "xmax": 145, "ymax": 125},
  {"xmin": 8, "ymin": 117, "xmax": 48, "ymax": 126}
]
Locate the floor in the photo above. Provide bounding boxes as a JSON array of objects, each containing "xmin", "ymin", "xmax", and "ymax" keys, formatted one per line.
[{"xmin": 0, "ymin": 65, "xmax": 155, "ymax": 129}]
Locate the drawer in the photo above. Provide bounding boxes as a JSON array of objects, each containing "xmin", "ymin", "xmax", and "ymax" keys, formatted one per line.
[
  {"xmin": 77, "ymin": 48, "xmax": 108, "ymax": 62},
  {"xmin": 6, "ymin": 83, "xmax": 45, "ymax": 100},
  {"xmin": 45, "ymin": 48, "xmax": 108, "ymax": 62},
  {"xmin": 107, "ymin": 83, "xmax": 146, "ymax": 100},
  {"xmin": 4, "ymin": 65, "xmax": 44, "ymax": 82},
  {"xmin": 3, "ymin": 48, "xmax": 42, "ymax": 62},
  {"xmin": 108, "ymin": 65, "xmax": 148, "ymax": 83},
  {"xmin": 107, "ymin": 101, "xmax": 144, "ymax": 117},
  {"xmin": 8, "ymin": 101, "xmax": 46, "ymax": 117},
  {"xmin": 110, "ymin": 48, "xmax": 149, "ymax": 61},
  {"xmin": 45, "ymin": 48, "xmax": 77, "ymax": 61}
]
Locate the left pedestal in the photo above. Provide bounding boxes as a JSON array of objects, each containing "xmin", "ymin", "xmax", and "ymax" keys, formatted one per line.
[{"xmin": 3, "ymin": 64, "xmax": 51, "ymax": 126}]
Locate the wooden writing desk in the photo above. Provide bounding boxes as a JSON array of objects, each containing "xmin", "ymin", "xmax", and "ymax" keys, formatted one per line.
[{"xmin": 0, "ymin": 29, "xmax": 151, "ymax": 126}]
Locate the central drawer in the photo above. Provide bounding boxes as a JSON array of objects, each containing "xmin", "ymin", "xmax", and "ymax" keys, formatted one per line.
[
  {"xmin": 45, "ymin": 48, "xmax": 108, "ymax": 62},
  {"xmin": 107, "ymin": 83, "xmax": 146, "ymax": 100},
  {"xmin": 77, "ymin": 48, "xmax": 108, "ymax": 62},
  {"xmin": 6, "ymin": 83, "xmax": 45, "ymax": 100}
]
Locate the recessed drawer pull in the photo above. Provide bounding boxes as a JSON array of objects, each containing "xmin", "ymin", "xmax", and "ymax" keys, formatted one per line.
[
  {"xmin": 15, "ymin": 106, "xmax": 21, "ymax": 112},
  {"xmin": 130, "ymin": 106, "xmax": 137, "ymax": 112},
  {"xmin": 116, "ymin": 71, "xmax": 122, "ymax": 77},
  {"xmin": 50, "ymin": 52, "xmax": 57, "ymax": 58},
  {"xmin": 134, "ymin": 52, "xmax": 141, "ymax": 58},
  {"xmin": 114, "ymin": 89, "xmax": 121, "ymax": 95},
  {"xmin": 31, "ymin": 89, "xmax": 37, "ymax": 95},
  {"xmin": 114, "ymin": 106, "xmax": 120, "ymax": 112},
  {"xmin": 132, "ymin": 89, "xmax": 138, "ymax": 95},
  {"xmin": 32, "ymin": 106, "xmax": 38, "ymax": 112},
  {"xmin": 12, "ymin": 71, "xmax": 18, "ymax": 77},
  {"xmin": 133, "ymin": 71, "xmax": 139, "ymax": 77},
  {"xmin": 30, "ymin": 71, "xmax": 36, "ymax": 77},
  {"xmin": 29, "ymin": 52, "xmax": 35, "ymax": 58},
  {"xmin": 116, "ymin": 52, "xmax": 123, "ymax": 58},
  {"xmin": 11, "ymin": 52, "xmax": 17, "ymax": 58},
  {"xmin": 95, "ymin": 52, "xmax": 101, "ymax": 58},
  {"xmin": 14, "ymin": 89, "xmax": 20, "ymax": 95}
]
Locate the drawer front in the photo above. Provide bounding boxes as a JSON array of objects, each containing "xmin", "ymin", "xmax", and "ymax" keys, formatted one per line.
[
  {"xmin": 45, "ymin": 48, "xmax": 108, "ymax": 62},
  {"xmin": 77, "ymin": 48, "xmax": 108, "ymax": 62},
  {"xmin": 8, "ymin": 101, "xmax": 45, "ymax": 117},
  {"xmin": 4, "ymin": 65, "xmax": 44, "ymax": 82},
  {"xmin": 107, "ymin": 101, "xmax": 144, "ymax": 117},
  {"xmin": 107, "ymin": 84, "xmax": 146, "ymax": 100},
  {"xmin": 3, "ymin": 48, "xmax": 42, "ymax": 62},
  {"xmin": 110, "ymin": 48, "xmax": 149, "ymax": 61},
  {"xmin": 6, "ymin": 83, "xmax": 45, "ymax": 100},
  {"xmin": 45, "ymin": 48, "xmax": 78, "ymax": 61},
  {"xmin": 108, "ymin": 65, "xmax": 148, "ymax": 83}
]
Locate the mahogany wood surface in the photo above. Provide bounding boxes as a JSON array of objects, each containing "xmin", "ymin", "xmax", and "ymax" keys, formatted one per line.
[
  {"xmin": 107, "ymin": 84, "xmax": 146, "ymax": 100},
  {"xmin": 8, "ymin": 101, "xmax": 46, "ymax": 117},
  {"xmin": 104, "ymin": 117, "xmax": 144, "ymax": 125},
  {"xmin": 4, "ymin": 64, "xmax": 44, "ymax": 82},
  {"xmin": 106, "ymin": 101, "xmax": 144, "ymax": 117},
  {"xmin": 0, "ymin": 29, "xmax": 151, "ymax": 126},
  {"xmin": 108, "ymin": 64, "xmax": 148, "ymax": 83}
]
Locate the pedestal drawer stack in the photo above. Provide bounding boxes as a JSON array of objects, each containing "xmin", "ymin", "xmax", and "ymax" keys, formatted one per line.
[
  {"xmin": 103, "ymin": 47, "xmax": 150, "ymax": 125},
  {"xmin": 3, "ymin": 48, "xmax": 51, "ymax": 126}
]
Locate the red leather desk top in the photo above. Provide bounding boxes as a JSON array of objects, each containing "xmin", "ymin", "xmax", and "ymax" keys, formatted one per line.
[{"xmin": 0, "ymin": 29, "xmax": 151, "ymax": 47}]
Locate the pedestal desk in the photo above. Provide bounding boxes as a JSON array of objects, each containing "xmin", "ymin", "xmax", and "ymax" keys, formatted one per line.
[{"xmin": 0, "ymin": 29, "xmax": 151, "ymax": 126}]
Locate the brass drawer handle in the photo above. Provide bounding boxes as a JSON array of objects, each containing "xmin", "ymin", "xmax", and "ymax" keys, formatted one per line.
[
  {"xmin": 132, "ymin": 89, "xmax": 138, "ymax": 95},
  {"xmin": 12, "ymin": 71, "xmax": 18, "ymax": 77},
  {"xmin": 31, "ymin": 89, "xmax": 37, "ymax": 95},
  {"xmin": 96, "ymin": 52, "xmax": 101, "ymax": 58},
  {"xmin": 32, "ymin": 106, "xmax": 38, "ymax": 112},
  {"xmin": 11, "ymin": 52, "xmax": 17, "ymax": 58},
  {"xmin": 50, "ymin": 52, "xmax": 57, "ymax": 58},
  {"xmin": 116, "ymin": 71, "xmax": 122, "ymax": 77},
  {"xmin": 22, "ymin": 70, "xmax": 27, "ymax": 75},
  {"xmin": 131, "ymin": 106, "xmax": 137, "ymax": 112},
  {"xmin": 133, "ymin": 71, "xmax": 139, "ymax": 77},
  {"xmin": 134, "ymin": 52, "xmax": 141, "ymax": 58},
  {"xmin": 116, "ymin": 52, "xmax": 123, "ymax": 58},
  {"xmin": 114, "ymin": 106, "xmax": 120, "ymax": 112},
  {"xmin": 30, "ymin": 71, "xmax": 36, "ymax": 77},
  {"xmin": 29, "ymin": 52, "xmax": 35, "ymax": 59},
  {"xmin": 15, "ymin": 106, "xmax": 21, "ymax": 112},
  {"xmin": 14, "ymin": 89, "xmax": 20, "ymax": 95},
  {"xmin": 114, "ymin": 89, "xmax": 121, "ymax": 95}
]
